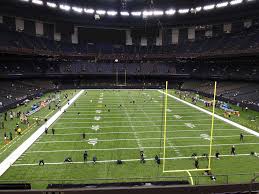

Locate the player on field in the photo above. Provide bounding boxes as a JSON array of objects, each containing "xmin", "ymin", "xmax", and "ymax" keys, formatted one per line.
[
  {"xmin": 215, "ymin": 151, "xmax": 220, "ymax": 160},
  {"xmin": 39, "ymin": 160, "xmax": 45, "ymax": 166},
  {"xmin": 240, "ymin": 133, "xmax": 244, "ymax": 142},
  {"xmin": 93, "ymin": 155, "xmax": 97, "ymax": 164},
  {"xmin": 83, "ymin": 151, "xmax": 88, "ymax": 162},
  {"xmin": 231, "ymin": 145, "xmax": 236, "ymax": 155},
  {"xmin": 194, "ymin": 157, "xmax": 199, "ymax": 169},
  {"xmin": 52, "ymin": 128, "xmax": 55, "ymax": 135}
]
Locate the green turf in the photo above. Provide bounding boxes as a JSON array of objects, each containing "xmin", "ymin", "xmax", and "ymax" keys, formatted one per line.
[{"xmin": 0, "ymin": 89, "xmax": 259, "ymax": 189}]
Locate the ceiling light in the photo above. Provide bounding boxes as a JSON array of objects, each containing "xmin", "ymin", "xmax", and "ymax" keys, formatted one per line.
[
  {"xmin": 84, "ymin": 8, "xmax": 95, "ymax": 14},
  {"xmin": 153, "ymin": 10, "xmax": 164, "ymax": 16},
  {"xmin": 203, "ymin": 4, "xmax": 215, "ymax": 10},
  {"xmin": 178, "ymin": 9, "xmax": 189, "ymax": 14},
  {"xmin": 131, "ymin": 11, "xmax": 142, "ymax": 16},
  {"xmin": 195, "ymin": 7, "xmax": 202, "ymax": 12},
  {"xmin": 46, "ymin": 2, "xmax": 57, "ymax": 8},
  {"xmin": 96, "ymin": 10, "xmax": 106, "ymax": 15},
  {"xmin": 216, "ymin": 2, "xmax": 229, "ymax": 8},
  {"xmin": 230, "ymin": 0, "xmax": 243, "ymax": 5},
  {"xmin": 143, "ymin": 10, "xmax": 153, "ymax": 16},
  {"xmin": 32, "ymin": 0, "xmax": 43, "ymax": 5},
  {"xmin": 59, "ymin": 4, "xmax": 71, "ymax": 11},
  {"xmin": 165, "ymin": 9, "xmax": 176, "ymax": 15},
  {"xmin": 107, "ymin": 11, "xmax": 118, "ymax": 16},
  {"xmin": 72, "ymin": 6, "xmax": 83, "ymax": 13},
  {"xmin": 120, "ymin": 11, "xmax": 130, "ymax": 16}
]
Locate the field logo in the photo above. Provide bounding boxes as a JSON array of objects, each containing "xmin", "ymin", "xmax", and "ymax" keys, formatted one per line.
[
  {"xmin": 88, "ymin": 138, "xmax": 98, "ymax": 146},
  {"xmin": 200, "ymin": 134, "xmax": 212, "ymax": 141},
  {"xmin": 94, "ymin": 116, "xmax": 101, "ymax": 121},
  {"xmin": 185, "ymin": 123, "xmax": 196, "ymax": 128},
  {"xmin": 173, "ymin": 115, "xmax": 182, "ymax": 119},
  {"xmin": 91, "ymin": 125, "xmax": 100, "ymax": 131}
]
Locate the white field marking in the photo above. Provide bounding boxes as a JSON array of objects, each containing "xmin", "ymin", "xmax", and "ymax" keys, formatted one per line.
[
  {"xmin": 91, "ymin": 125, "xmax": 100, "ymax": 131},
  {"xmin": 12, "ymin": 153, "xmax": 252, "ymax": 167},
  {"xmin": 61, "ymin": 115, "xmax": 208, "ymax": 119},
  {"xmin": 67, "ymin": 111, "xmax": 201, "ymax": 114},
  {"xmin": 88, "ymin": 138, "xmax": 98, "ymax": 146},
  {"xmin": 173, "ymin": 115, "xmax": 182, "ymax": 119},
  {"xmin": 132, "ymin": 94, "xmax": 183, "ymax": 157},
  {"xmin": 27, "ymin": 142, "xmax": 259, "ymax": 153},
  {"xmin": 96, "ymin": 110, "xmax": 102, "ymax": 114},
  {"xmin": 185, "ymin": 123, "xmax": 196, "ymax": 129},
  {"xmin": 53, "ymin": 124, "xmax": 235, "ymax": 130},
  {"xmin": 159, "ymin": 90, "xmax": 259, "ymax": 137},
  {"xmin": 0, "ymin": 90, "xmax": 84, "ymax": 176},
  {"xmin": 94, "ymin": 116, "xmax": 101, "ymax": 121},
  {"xmin": 36, "ymin": 134, "xmax": 253, "ymax": 144},
  {"xmin": 120, "ymin": 94, "xmax": 143, "ymax": 151},
  {"xmin": 51, "ymin": 129, "xmax": 244, "ymax": 136},
  {"xmin": 56, "ymin": 119, "xmax": 212, "ymax": 124},
  {"xmin": 200, "ymin": 134, "xmax": 212, "ymax": 141}
]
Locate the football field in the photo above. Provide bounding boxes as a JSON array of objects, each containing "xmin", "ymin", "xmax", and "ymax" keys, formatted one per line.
[{"xmin": 1, "ymin": 89, "xmax": 259, "ymax": 188}]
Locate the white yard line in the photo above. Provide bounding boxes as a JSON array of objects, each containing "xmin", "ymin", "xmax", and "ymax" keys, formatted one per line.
[
  {"xmin": 35, "ymin": 135, "xmax": 253, "ymax": 144},
  {"xmin": 27, "ymin": 142, "xmax": 259, "ymax": 153},
  {"xmin": 0, "ymin": 90, "xmax": 84, "ymax": 176},
  {"xmin": 12, "ymin": 153, "xmax": 252, "ymax": 167},
  {"xmin": 51, "ymin": 129, "xmax": 243, "ymax": 136},
  {"xmin": 55, "ymin": 119, "xmax": 216, "ymax": 124},
  {"xmin": 60, "ymin": 115, "xmax": 208, "ymax": 119},
  {"xmin": 120, "ymin": 94, "xmax": 144, "ymax": 151},
  {"xmin": 158, "ymin": 90, "xmax": 259, "ymax": 137}
]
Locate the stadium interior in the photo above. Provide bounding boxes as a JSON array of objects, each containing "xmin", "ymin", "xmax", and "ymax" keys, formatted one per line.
[{"xmin": 1, "ymin": 0, "xmax": 259, "ymax": 193}]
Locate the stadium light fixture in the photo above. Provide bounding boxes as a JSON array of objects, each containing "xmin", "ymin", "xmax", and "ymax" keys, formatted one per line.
[
  {"xmin": 32, "ymin": 0, "xmax": 43, "ymax": 5},
  {"xmin": 203, "ymin": 4, "xmax": 215, "ymax": 10},
  {"xmin": 230, "ymin": 0, "xmax": 243, "ymax": 5},
  {"xmin": 178, "ymin": 9, "xmax": 189, "ymax": 14},
  {"xmin": 72, "ymin": 6, "xmax": 83, "ymax": 13},
  {"xmin": 165, "ymin": 9, "xmax": 176, "ymax": 15},
  {"xmin": 131, "ymin": 11, "xmax": 142, "ymax": 16},
  {"xmin": 247, "ymin": 0, "xmax": 256, "ymax": 2},
  {"xmin": 195, "ymin": 7, "xmax": 202, "ymax": 12},
  {"xmin": 46, "ymin": 2, "xmax": 57, "ymax": 8},
  {"xmin": 20, "ymin": 0, "xmax": 30, "ymax": 2},
  {"xmin": 59, "ymin": 4, "xmax": 71, "ymax": 11},
  {"xmin": 120, "ymin": 11, "xmax": 130, "ymax": 16},
  {"xmin": 216, "ymin": 2, "xmax": 229, "ymax": 8},
  {"xmin": 96, "ymin": 10, "xmax": 106, "ymax": 15},
  {"xmin": 143, "ymin": 10, "xmax": 153, "ymax": 17},
  {"xmin": 84, "ymin": 8, "xmax": 95, "ymax": 14},
  {"xmin": 153, "ymin": 10, "xmax": 164, "ymax": 16},
  {"xmin": 107, "ymin": 10, "xmax": 118, "ymax": 16}
]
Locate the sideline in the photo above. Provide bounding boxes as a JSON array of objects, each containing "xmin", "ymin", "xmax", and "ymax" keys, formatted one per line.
[
  {"xmin": 0, "ymin": 90, "xmax": 84, "ymax": 176},
  {"xmin": 158, "ymin": 90, "xmax": 259, "ymax": 137}
]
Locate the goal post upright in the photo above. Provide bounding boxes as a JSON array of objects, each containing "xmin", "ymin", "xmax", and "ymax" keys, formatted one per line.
[
  {"xmin": 162, "ymin": 81, "xmax": 168, "ymax": 172},
  {"xmin": 208, "ymin": 81, "xmax": 217, "ymax": 170},
  {"xmin": 162, "ymin": 81, "xmax": 217, "ymax": 174}
]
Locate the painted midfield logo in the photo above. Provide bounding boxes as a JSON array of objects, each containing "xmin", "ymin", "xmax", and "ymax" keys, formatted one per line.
[{"xmin": 88, "ymin": 138, "xmax": 98, "ymax": 146}]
